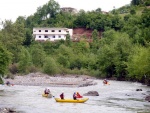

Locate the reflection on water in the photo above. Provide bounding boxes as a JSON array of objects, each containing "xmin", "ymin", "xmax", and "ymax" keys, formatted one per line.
[{"xmin": 0, "ymin": 80, "xmax": 150, "ymax": 113}]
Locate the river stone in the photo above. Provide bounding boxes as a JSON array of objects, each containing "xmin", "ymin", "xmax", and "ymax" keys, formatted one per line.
[
  {"xmin": 136, "ymin": 89, "xmax": 142, "ymax": 91},
  {"xmin": 83, "ymin": 91, "xmax": 99, "ymax": 96},
  {"xmin": 145, "ymin": 95, "xmax": 150, "ymax": 102},
  {"xmin": 0, "ymin": 108, "xmax": 16, "ymax": 113}
]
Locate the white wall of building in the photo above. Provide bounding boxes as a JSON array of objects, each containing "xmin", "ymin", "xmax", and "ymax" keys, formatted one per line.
[
  {"xmin": 35, "ymin": 34, "xmax": 66, "ymax": 41},
  {"xmin": 67, "ymin": 29, "xmax": 73, "ymax": 37},
  {"xmin": 33, "ymin": 28, "xmax": 72, "ymax": 41}
]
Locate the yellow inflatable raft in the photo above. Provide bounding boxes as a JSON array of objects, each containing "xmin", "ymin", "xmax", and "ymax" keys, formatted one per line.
[
  {"xmin": 42, "ymin": 93, "xmax": 52, "ymax": 98},
  {"xmin": 55, "ymin": 98, "xmax": 89, "ymax": 103}
]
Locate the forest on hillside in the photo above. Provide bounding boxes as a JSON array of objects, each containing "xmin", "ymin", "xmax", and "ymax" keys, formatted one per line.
[{"xmin": 0, "ymin": 0, "xmax": 150, "ymax": 85}]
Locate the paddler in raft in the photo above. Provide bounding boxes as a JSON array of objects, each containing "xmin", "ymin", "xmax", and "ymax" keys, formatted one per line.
[
  {"xmin": 44, "ymin": 88, "xmax": 53, "ymax": 98},
  {"xmin": 60, "ymin": 93, "xmax": 64, "ymax": 99},
  {"xmin": 103, "ymin": 79, "xmax": 109, "ymax": 85},
  {"xmin": 76, "ymin": 92, "xmax": 83, "ymax": 98},
  {"xmin": 44, "ymin": 88, "xmax": 50, "ymax": 94},
  {"xmin": 73, "ymin": 92, "xmax": 77, "ymax": 100},
  {"xmin": 5, "ymin": 81, "xmax": 14, "ymax": 86}
]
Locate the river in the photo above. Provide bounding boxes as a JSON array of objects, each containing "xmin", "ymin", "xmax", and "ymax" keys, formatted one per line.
[{"xmin": 0, "ymin": 80, "xmax": 150, "ymax": 113}]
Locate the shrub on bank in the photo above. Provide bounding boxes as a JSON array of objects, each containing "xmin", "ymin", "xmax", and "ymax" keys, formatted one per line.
[{"xmin": 43, "ymin": 57, "xmax": 60, "ymax": 75}]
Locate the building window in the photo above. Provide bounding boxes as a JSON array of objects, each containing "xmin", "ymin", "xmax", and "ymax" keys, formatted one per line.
[
  {"xmin": 53, "ymin": 35, "xmax": 55, "ymax": 38},
  {"xmin": 59, "ymin": 30, "xmax": 61, "ymax": 32},
  {"xmin": 52, "ymin": 30, "xmax": 55, "ymax": 32},
  {"xmin": 39, "ymin": 30, "xmax": 41, "ymax": 32},
  {"xmin": 59, "ymin": 35, "xmax": 61, "ymax": 38},
  {"xmin": 45, "ymin": 30, "xmax": 48, "ymax": 32},
  {"xmin": 39, "ymin": 36, "xmax": 41, "ymax": 38},
  {"xmin": 44, "ymin": 35, "xmax": 48, "ymax": 38}
]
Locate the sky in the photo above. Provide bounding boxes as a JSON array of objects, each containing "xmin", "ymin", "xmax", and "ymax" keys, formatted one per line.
[{"xmin": 0, "ymin": 0, "xmax": 131, "ymax": 22}]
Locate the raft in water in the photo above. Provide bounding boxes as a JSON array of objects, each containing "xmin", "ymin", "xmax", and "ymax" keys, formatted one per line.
[
  {"xmin": 54, "ymin": 98, "xmax": 89, "ymax": 103},
  {"xmin": 42, "ymin": 93, "xmax": 52, "ymax": 98}
]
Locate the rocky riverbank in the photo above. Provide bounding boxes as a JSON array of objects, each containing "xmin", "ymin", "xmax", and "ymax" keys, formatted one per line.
[
  {"xmin": 3, "ymin": 72, "xmax": 97, "ymax": 87},
  {"xmin": 0, "ymin": 108, "xmax": 17, "ymax": 113}
]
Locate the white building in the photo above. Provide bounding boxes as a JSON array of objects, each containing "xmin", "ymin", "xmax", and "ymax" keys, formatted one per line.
[{"xmin": 33, "ymin": 28, "xmax": 73, "ymax": 41}]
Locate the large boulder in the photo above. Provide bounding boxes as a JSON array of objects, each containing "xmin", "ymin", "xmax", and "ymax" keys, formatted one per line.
[
  {"xmin": 83, "ymin": 91, "xmax": 99, "ymax": 96},
  {"xmin": 0, "ymin": 108, "xmax": 16, "ymax": 113},
  {"xmin": 145, "ymin": 95, "xmax": 150, "ymax": 102},
  {"xmin": 136, "ymin": 89, "xmax": 142, "ymax": 91}
]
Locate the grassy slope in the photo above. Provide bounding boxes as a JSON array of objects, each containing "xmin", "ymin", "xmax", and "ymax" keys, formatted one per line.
[{"xmin": 113, "ymin": 5, "xmax": 146, "ymax": 18}]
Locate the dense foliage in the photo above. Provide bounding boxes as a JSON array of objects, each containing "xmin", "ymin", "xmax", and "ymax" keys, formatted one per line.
[{"xmin": 0, "ymin": 0, "xmax": 150, "ymax": 85}]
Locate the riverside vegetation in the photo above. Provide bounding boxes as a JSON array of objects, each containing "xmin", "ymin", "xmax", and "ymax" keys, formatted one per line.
[{"xmin": 0, "ymin": 0, "xmax": 150, "ymax": 85}]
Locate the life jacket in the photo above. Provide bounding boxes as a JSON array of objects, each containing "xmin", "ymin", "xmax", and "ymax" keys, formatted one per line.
[{"xmin": 76, "ymin": 92, "xmax": 82, "ymax": 98}]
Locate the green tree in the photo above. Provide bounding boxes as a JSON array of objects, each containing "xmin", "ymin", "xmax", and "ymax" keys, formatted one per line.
[
  {"xmin": 30, "ymin": 43, "xmax": 46, "ymax": 68},
  {"xmin": 145, "ymin": 0, "xmax": 150, "ymax": 6},
  {"xmin": 56, "ymin": 44, "xmax": 73, "ymax": 68},
  {"xmin": 92, "ymin": 29, "xmax": 99, "ymax": 42},
  {"xmin": 97, "ymin": 44, "xmax": 117, "ymax": 78},
  {"xmin": 54, "ymin": 12, "xmax": 76, "ymax": 28},
  {"xmin": 90, "ymin": 29, "xmax": 101, "ymax": 53},
  {"xmin": 18, "ymin": 47, "xmax": 32, "ymax": 73},
  {"xmin": 97, "ymin": 30, "xmax": 132, "ymax": 79},
  {"xmin": 65, "ymin": 34, "xmax": 71, "ymax": 46},
  {"xmin": 57, "ymin": 54, "xmax": 70, "ymax": 68},
  {"xmin": 141, "ymin": 9, "xmax": 150, "ymax": 27},
  {"xmin": 87, "ymin": 53, "xmax": 98, "ymax": 70},
  {"xmin": 0, "ymin": 43, "xmax": 12, "ymax": 77},
  {"xmin": 95, "ymin": 8, "xmax": 102, "ymax": 13},
  {"xmin": 111, "ymin": 15, "xmax": 124, "ymax": 30},
  {"xmin": 113, "ymin": 33, "xmax": 132, "ymax": 79},
  {"xmin": 130, "ymin": 9, "xmax": 136, "ymax": 15},
  {"xmin": 127, "ymin": 46, "xmax": 150, "ymax": 83},
  {"xmin": 46, "ymin": 0, "xmax": 60, "ymax": 18},
  {"xmin": 74, "ymin": 10, "xmax": 89, "ymax": 28},
  {"xmin": 43, "ymin": 57, "xmax": 59, "ymax": 75},
  {"xmin": 131, "ymin": 0, "xmax": 142, "ymax": 5},
  {"xmin": 1, "ymin": 20, "xmax": 26, "ymax": 63},
  {"xmin": 72, "ymin": 40, "xmax": 90, "ymax": 54},
  {"xmin": 23, "ymin": 28, "xmax": 33, "ymax": 46}
]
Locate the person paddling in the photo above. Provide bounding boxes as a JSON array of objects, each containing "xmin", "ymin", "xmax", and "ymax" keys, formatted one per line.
[
  {"xmin": 60, "ymin": 93, "xmax": 64, "ymax": 99},
  {"xmin": 103, "ymin": 79, "xmax": 108, "ymax": 85},
  {"xmin": 73, "ymin": 92, "xmax": 77, "ymax": 100},
  {"xmin": 44, "ymin": 88, "xmax": 50, "ymax": 94},
  {"xmin": 6, "ymin": 81, "xmax": 10, "ymax": 86},
  {"xmin": 76, "ymin": 92, "xmax": 82, "ymax": 98}
]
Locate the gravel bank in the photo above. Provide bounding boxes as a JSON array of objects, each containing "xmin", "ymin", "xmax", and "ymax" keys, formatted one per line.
[{"xmin": 3, "ymin": 73, "xmax": 97, "ymax": 87}]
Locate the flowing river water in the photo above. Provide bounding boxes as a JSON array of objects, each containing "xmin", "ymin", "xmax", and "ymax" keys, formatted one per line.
[{"xmin": 0, "ymin": 80, "xmax": 150, "ymax": 113}]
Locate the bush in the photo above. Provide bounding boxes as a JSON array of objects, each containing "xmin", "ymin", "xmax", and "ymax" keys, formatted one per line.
[
  {"xmin": 5, "ymin": 73, "xmax": 15, "ymax": 79},
  {"xmin": 0, "ymin": 75, "xmax": 4, "ymax": 84},
  {"xmin": 9, "ymin": 63, "xmax": 18, "ymax": 74},
  {"xmin": 145, "ymin": 0, "xmax": 150, "ymax": 6},
  {"xmin": 89, "ymin": 70, "xmax": 103, "ymax": 78},
  {"xmin": 130, "ymin": 9, "xmax": 136, "ymax": 15},
  {"xmin": 43, "ymin": 57, "xmax": 59, "ymax": 75},
  {"xmin": 28, "ymin": 65, "xmax": 40, "ymax": 73}
]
